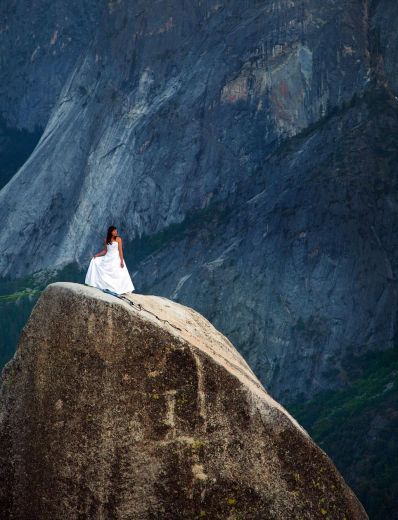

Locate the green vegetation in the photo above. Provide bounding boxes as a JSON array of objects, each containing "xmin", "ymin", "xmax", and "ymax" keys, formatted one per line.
[
  {"xmin": 0, "ymin": 288, "xmax": 41, "ymax": 302},
  {"xmin": 287, "ymin": 345, "xmax": 398, "ymax": 519},
  {"xmin": 0, "ymin": 262, "xmax": 85, "ymax": 369}
]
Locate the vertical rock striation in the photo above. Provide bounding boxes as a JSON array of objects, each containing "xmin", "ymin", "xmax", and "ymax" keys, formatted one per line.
[{"xmin": 1, "ymin": 0, "xmax": 397, "ymax": 402}]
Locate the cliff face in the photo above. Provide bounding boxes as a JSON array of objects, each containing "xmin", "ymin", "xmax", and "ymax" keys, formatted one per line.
[
  {"xmin": 0, "ymin": 0, "xmax": 380, "ymax": 275},
  {"xmin": 0, "ymin": 282, "xmax": 367, "ymax": 519},
  {"xmin": 0, "ymin": 0, "xmax": 103, "ymax": 132},
  {"xmin": 1, "ymin": 0, "xmax": 398, "ymax": 402},
  {"xmin": 135, "ymin": 85, "xmax": 398, "ymax": 403},
  {"xmin": 0, "ymin": 0, "xmax": 104, "ymax": 188}
]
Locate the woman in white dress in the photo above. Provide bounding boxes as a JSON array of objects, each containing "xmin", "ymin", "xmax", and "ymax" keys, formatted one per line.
[{"xmin": 85, "ymin": 225, "xmax": 135, "ymax": 295}]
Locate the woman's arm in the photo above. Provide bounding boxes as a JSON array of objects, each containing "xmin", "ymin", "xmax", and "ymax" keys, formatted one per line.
[
  {"xmin": 93, "ymin": 240, "xmax": 107, "ymax": 258},
  {"xmin": 117, "ymin": 237, "xmax": 124, "ymax": 267}
]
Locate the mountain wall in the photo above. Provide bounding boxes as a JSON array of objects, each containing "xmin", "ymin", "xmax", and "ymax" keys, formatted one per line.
[
  {"xmin": 0, "ymin": 282, "xmax": 367, "ymax": 519},
  {"xmin": 0, "ymin": 0, "xmax": 382, "ymax": 275},
  {"xmin": 1, "ymin": 0, "xmax": 398, "ymax": 403}
]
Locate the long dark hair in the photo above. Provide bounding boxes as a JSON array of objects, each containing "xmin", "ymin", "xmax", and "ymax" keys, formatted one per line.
[{"xmin": 106, "ymin": 225, "xmax": 117, "ymax": 245}]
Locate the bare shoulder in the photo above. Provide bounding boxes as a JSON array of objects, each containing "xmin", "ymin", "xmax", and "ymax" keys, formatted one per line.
[{"xmin": 116, "ymin": 236, "xmax": 122, "ymax": 243}]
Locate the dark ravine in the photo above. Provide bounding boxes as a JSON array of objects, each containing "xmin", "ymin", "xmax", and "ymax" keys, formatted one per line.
[{"xmin": 0, "ymin": 282, "xmax": 367, "ymax": 519}]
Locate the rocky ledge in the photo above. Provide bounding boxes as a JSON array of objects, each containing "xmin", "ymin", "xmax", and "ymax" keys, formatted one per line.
[{"xmin": 0, "ymin": 282, "xmax": 367, "ymax": 519}]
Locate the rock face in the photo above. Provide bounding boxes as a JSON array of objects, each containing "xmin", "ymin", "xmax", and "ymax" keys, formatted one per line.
[
  {"xmin": 0, "ymin": 0, "xmax": 103, "ymax": 132},
  {"xmin": 135, "ymin": 83, "xmax": 398, "ymax": 403},
  {"xmin": 0, "ymin": 0, "xmax": 104, "ymax": 188},
  {"xmin": 1, "ymin": 0, "xmax": 395, "ymax": 276},
  {"xmin": 1, "ymin": 0, "xmax": 398, "ymax": 403},
  {"xmin": 0, "ymin": 282, "xmax": 367, "ymax": 519}
]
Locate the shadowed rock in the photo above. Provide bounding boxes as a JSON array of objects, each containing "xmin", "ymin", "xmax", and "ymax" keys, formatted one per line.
[{"xmin": 0, "ymin": 282, "xmax": 368, "ymax": 519}]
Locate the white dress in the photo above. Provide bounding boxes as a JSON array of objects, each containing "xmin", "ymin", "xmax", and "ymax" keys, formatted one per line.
[{"xmin": 85, "ymin": 240, "xmax": 135, "ymax": 295}]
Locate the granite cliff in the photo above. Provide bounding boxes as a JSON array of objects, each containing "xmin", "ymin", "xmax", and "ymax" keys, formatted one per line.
[
  {"xmin": 0, "ymin": 282, "xmax": 367, "ymax": 519},
  {"xmin": 1, "ymin": 0, "xmax": 398, "ymax": 405}
]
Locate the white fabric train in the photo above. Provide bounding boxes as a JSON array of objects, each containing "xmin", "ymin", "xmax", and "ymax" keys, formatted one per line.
[{"xmin": 85, "ymin": 241, "xmax": 135, "ymax": 295}]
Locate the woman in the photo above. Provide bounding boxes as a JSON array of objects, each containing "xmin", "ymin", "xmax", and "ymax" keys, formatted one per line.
[{"xmin": 85, "ymin": 225, "xmax": 135, "ymax": 295}]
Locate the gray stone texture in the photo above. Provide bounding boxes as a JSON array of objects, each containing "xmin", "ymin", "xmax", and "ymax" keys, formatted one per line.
[{"xmin": 0, "ymin": 0, "xmax": 397, "ymax": 402}]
